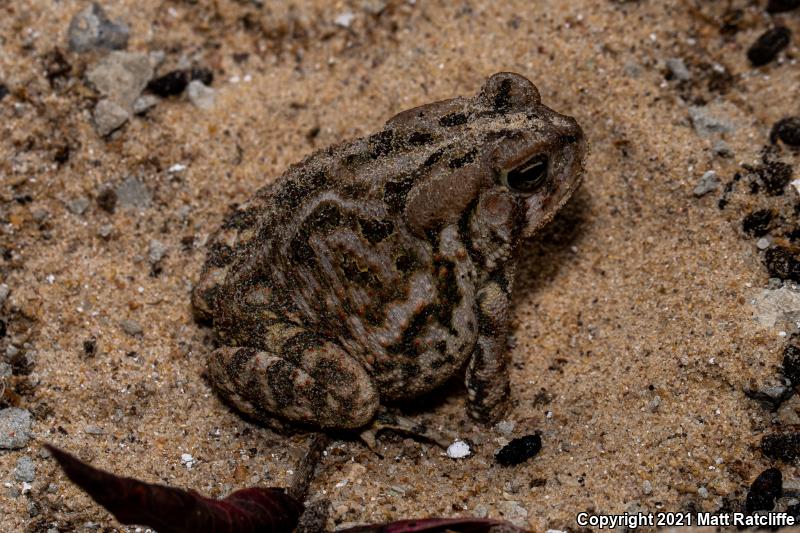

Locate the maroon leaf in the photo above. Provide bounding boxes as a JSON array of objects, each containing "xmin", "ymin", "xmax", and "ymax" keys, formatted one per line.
[
  {"xmin": 337, "ymin": 517, "xmax": 530, "ymax": 533},
  {"xmin": 44, "ymin": 444, "xmax": 303, "ymax": 533}
]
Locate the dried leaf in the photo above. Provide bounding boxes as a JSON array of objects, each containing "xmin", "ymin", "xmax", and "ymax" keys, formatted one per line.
[
  {"xmin": 337, "ymin": 517, "xmax": 530, "ymax": 533},
  {"xmin": 45, "ymin": 444, "xmax": 303, "ymax": 533}
]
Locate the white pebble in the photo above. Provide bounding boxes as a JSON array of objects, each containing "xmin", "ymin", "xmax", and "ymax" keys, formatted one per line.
[{"xmin": 446, "ymin": 440, "xmax": 472, "ymax": 459}]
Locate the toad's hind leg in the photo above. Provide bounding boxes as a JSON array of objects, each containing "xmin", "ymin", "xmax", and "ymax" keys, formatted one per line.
[{"xmin": 207, "ymin": 334, "xmax": 379, "ymax": 430}]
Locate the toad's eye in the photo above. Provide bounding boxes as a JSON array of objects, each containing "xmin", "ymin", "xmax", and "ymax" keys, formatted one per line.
[{"xmin": 502, "ymin": 154, "xmax": 548, "ymax": 193}]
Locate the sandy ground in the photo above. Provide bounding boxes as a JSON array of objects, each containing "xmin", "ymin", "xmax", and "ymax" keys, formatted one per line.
[{"xmin": 1, "ymin": 0, "xmax": 800, "ymax": 531}]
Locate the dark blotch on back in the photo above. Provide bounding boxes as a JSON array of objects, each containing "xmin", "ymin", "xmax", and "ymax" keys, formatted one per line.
[
  {"xmin": 493, "ymin": 78, "xmax": 513, "ymax": 111},
  {"xmin": 395, "ymin": 252, "xmax": 421, "ymax": 273},
  {"xmin": 383, "ymin": 175, "xmax": 416, "ymax": 212},
  {"xmin": 273, "ymin": 170, "xmax": 328, "ymax": 210},
  {"xmin": 368, "ymin": 130, "xmax": 394, "ymax": 158},
  {"xmin": 439, "ymin": 112, "xmax": 468, "ymax": 127},
  {"xmin": 448, "ymin": 149, "xmax": 477, "ymax": 169},
  {"xmin": 407, "ymin": 131, "xmax": 434, "ymax": 146},
  {"xmin": 359, "ymin": 218, "xmax": 394, "ymax": 243},
  {"xmin": 423, "ymin": 148, "xmax": 445, "ymax": 168},
  {"xmin": 222, "ymin": 206, "xmax": 260, "ymax": 230}
]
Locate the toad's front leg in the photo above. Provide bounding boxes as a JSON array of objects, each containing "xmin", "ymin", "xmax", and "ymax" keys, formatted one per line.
[{"xmin": 465, "ymin": 267, "xmax": 514, "ymax": 423}]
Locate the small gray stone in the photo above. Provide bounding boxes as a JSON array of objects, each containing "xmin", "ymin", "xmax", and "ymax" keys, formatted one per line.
[
  {"xmin": 14, "ymin": 456, "xmax": 35, "ymax": 482},
  {"xmin": 84, "ymin": 425, "xmax": 105, "ymax": 435},
  {"xmin": 86, "ymin": 52, "xmax": 153, "ymax": 109},
  {"xmin": 698, "ymin": 486, "xmax": 709, "ymax": 499},
  {"xmin": 115, "ymin": 176, "xmax": 151, "ymax": 209},
  {"xmin": 648, "ymin": 395, "xmax": 662, "ymax": 412},
  {"xmin": 148, "ymin": 239, "xmax": 167, "ymax": 264},
  {"xmin": 643, "ymin": 480, "xmax": 653, "ymax": 495},
  {"xmin": 66, "ymin": 197, "xmax": 90, "ymax": 215},
  {"xmin": 93, "ymin": 99, "xmax": 130, "ymax": 136},
  {"xmin": 32, "ymin": 209, "xmax": 49, "ymax": 223},
  {"xmin": 693, "ymin": 170, "xmax": 720, "ymax": 197},
  {"xmin": 97, "ymin": 224, "xmax": 114, "ymax": 239},
  {"xmin": 757, "ymin": 237, "xmax": 772, "ymax": 250},
  {"xmin": 132, "ymin": 94, "xmax": 159, "ymax": 115},
  {"xmin": 187, "ymin": 80, "xmax": 215, "ymax": 110},
  {"xmin": 0, "ymin": 408, "xmax": 32, "ymax": 449},
  {"xmin": 120, "ymin": 319, "xmax": 143, "ymax": 337},
  {"xmin": 494, "ymin": 419, "xmax": 516, "ymax": 435},
  {"xmin": 623, "ymin": 61, "xmax": 642, "ymax": 79},
  {"xmin": 666, "ymin": 58, "xmax": 691, "ymax": 81},
  {"xmin": 689, "ymin": 106, "xmax": 733, "ymax": 138},
  {"xmin": 713, "ymin": 140, "xmax": 734, "ymax": 158},
  {"xmin": 0, "ymin": 362, "xmax": 11, "ymax": 377},
  {"xmin": 0, "ymin": 284, "xmax": 9, "ymax": 306},
  {"xmin": 68, "ymin": 3, "xmax": 129, "ymax": 53}
]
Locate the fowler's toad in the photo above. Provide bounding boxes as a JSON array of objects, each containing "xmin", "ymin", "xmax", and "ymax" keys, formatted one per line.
[{"xmin": 192, "ymin": 72, "xmax": 585, "ymax": 430}]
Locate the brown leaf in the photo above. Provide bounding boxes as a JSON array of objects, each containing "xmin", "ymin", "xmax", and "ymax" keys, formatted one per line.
[
  {"xmin": 45, "ymin": 444, "xmax": 303, "ymax": 533},
  {"xmin": 337, "ymin": 517, "xmax": 530, "ymax": 533}
]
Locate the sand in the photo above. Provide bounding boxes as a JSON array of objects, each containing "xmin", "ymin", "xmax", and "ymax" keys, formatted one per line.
[{"xmin": 1, "ymin": 0, "xmax": 799, "ymax": 531}]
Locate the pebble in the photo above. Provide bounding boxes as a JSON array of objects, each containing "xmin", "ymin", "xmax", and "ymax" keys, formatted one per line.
[
  {"xmin": 68, "ymin": 3, "xmax": 129, "ymax": 53},
  {"xmin": 0, "ymin": 408, "xmax": 32, "ymax": 449},
  {"xmin": 148, "ymin": 239, "xmax": 167, "ymax": 264},
  {"xmin": 146, "ymin": 68, "xmax": 213, "ymax": 98},
  {"xmin": 0, "ymin": 284, "xmax": 9, "ymax": 306},
  {"xmin": 132, "ymin": 94, "xmax": 160, "ymax": 115},
  {"xmin": 84, "ymin": 425, "xmax": 105, "ymax": 435},
  {"xmin": 93, "ymin": 99, "xmax": 129, "ymax": 136},
  {"xmin": 742, "ymin": 209, "xmax": 773, "ymax": 237},
  {"xmin": 688, "ymin": 106, "xmax": 733, "ymax": 138},
  {"xmin": 97, "ymin": 224, "xmax": 114, "ymax": 239},
  {"xmin": 747, "ymin": 27, "xmax": 792, "ymax": 67},
  {"xmin": 693, "ymin": 170, "xmax": 720, "ymax": 197},
  {"xmin": 762, "ymin": 431, "xmax": 800, "ymax": 460},
  {"xmin": 0, "ymin": 363, "xmax": 11, "ymax": 378},
  {"xmin": 96, "ymin": 187, "xmax": 117, "ymax": 213},
  {"xmin": 446, "ymin": 440, "xmax": 472, "ymax": 459},
  {"xmin": 86, "ymin": 51, "xmax": 153, "ymax": 109},
  {"xmin": 771, "ymin": 117, "xmax": 800, "ymax": 147},
  {"xmin": 752, "ymin": 286, "xmax": 800, "ymax": 328},
  {"xmin": 14, "ymin": 456, "xmax": 35, "ymax": 482},
  {"xmin": 665, "ymin": 57, "xmax": 690, "ymax": 81},
  {"xmin": 648, "ymin": 395, "xmax": 661, "ymax": 412},
  {"xmin": 764, "ymin": 247, "xmax": 800, "ymax": 283},
  {"xmin": 698, "ymin": 486, "xmax": 709, "ymax": 499},
  {"xmin": 115, "ymin": 176, "xmax": 151, "ymax": 209},
  {"xmin": 66, "ymin": 197, "xmax": 90, "ymax": 215},
  {"xmin": 473, "ymin": 504, "xmax": 488, "ymax": 518},
  {"xmin": 643, "ymin": 480, "xmax": 653, "ymax": 495},
  {"xmin": 767, "ymin": 0, "xmax": 800, "ymax": 13},
  {"xmin": 757, "ymin": 237, "xmax": 772, "ymax": 250},
  {"xmin": 186, "ymin": 80, "xmax": 215, "ymax": 110},
  {"xmin": 784, "ymin": 344, "xmax": 800, "ymax": 385},
  {"xmin": 745, "ymin": 468, "xmax": 782, "ymax": 513},
  {"xmin": 756, "ymin": 159, "xmax": 793, "ymax": 196},
  {"xmin": 495, "ymin": 433, "xmax": 542, "ymax": 466},
  {"xmin": 180, "ymin": 453, "xmax": 194, "ymax": 469},
  {"xmin": 713, "ymin": 140, "xmax": 733, "ymax": 158},
  {"xmin": 334, "ymin": 11, "xmax": 356, "ymax": 27},
  {"xmin": 494, "ymin": 419, "xmax": 516, "ymax": 435},
  {"xmin": 120, "ymin": 319, "xmax": 143, "ymax": 337}
]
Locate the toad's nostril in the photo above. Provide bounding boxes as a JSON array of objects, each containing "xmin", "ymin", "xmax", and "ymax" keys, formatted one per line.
[{"xmin": 560, "ymin": 134, "xmax": 579, "ymax": 145}]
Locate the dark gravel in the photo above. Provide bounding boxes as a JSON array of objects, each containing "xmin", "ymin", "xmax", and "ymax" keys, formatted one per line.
[
  {"xmin": 747, "ymin": 27, "xmax": 792, "ymax": 66},
  {"xmin": 495, "ymin": 433, "xmax": 542, "ymax": 466},
  {"xmin": 745, "ymin": 468, "xmax": 782, "ymax": 514}
]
